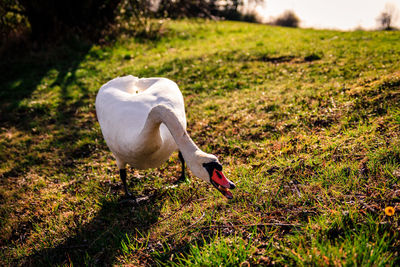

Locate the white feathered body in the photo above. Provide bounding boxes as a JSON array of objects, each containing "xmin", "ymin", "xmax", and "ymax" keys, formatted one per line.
[{"xmin": 95, "ymin": 75, "xmax": 186, "ymax": 169}]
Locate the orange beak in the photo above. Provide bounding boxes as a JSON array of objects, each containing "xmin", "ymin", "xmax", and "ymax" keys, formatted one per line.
[{"xmin": 210, "ymin": 169, "xmax": 235, "ymax": 199}]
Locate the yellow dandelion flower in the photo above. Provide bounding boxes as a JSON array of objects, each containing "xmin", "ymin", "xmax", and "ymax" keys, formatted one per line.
[{"xmin": 385, "ymin": 206, "xmax": 395, "ymax": 216}]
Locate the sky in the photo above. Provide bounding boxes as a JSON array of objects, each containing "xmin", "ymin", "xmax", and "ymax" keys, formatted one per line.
[{"xmin": 251, "ymin": 0, "xmax": 400, "ymax": 30}]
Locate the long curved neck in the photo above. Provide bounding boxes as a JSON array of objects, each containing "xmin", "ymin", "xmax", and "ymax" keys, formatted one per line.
[{"xmin": 139, "ymin": 104, "xmax": 200, "ymax": 160}]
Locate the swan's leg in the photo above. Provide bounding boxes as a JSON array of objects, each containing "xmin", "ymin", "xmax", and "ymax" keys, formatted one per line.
[
  {"xmin": 178, "ymin": 151, "xmax": 186, "ymax": 180},
  {"xmin": 119, "ymin": 168, "xmax": 132, "ymax": 197},
  {"xmin": 175, "ymin": 151, "xmax": 189, "ymax": 184}
]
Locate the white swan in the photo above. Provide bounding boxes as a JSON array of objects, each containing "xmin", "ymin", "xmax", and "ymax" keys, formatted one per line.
[{"xmin": 95, "ymin": 75, "xmax": 235, "ymax": 199}]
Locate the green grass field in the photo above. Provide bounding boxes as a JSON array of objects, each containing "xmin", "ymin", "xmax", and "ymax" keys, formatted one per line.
[{"xmin": 1, "ymin": 20, "xmax": 400, "ymax": 266}]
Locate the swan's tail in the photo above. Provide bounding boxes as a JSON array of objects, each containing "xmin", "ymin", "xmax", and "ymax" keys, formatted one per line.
[{"xmin": 102, "ymin": 75, "xmax": 139, "ymax": 94}]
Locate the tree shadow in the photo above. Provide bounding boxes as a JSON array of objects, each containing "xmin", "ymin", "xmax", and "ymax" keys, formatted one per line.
[
  {"xmin": 0, "ymin": 39, "xmax": 94, "ymax": 183},
  {"xmin": 0, "ymin": 40, "xmax": 103, "ymax": 260},
  {"xmin": 23, "ymin": 192, "xmax": 164, "ymax": 266},
  {"xmin": 0, "ymin": 39, "xmax": 92, "ymax": 129}
]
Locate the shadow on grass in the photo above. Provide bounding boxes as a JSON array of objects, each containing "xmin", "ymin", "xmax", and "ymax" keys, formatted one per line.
[
  {"xmin": 0, "ymin": 38, "xmax": 173, "ymax": 266},
  {"xmin": 0, "ymin": 39, "xmax": 92, "ymax": 128},
  {"xmin": 0, "ymin": 40, "xmax": 103, "ymax": 254},
  {"xmin": 23, "ymin": 194, "xmax": 164, "ymax": 266},
  {"xmin": 0, "ymin": 39, "xmax": 95, "ymax": 181}
]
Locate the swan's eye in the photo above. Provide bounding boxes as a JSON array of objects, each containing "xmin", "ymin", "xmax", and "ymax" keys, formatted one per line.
[{"xmin": 203, "ymin": 161, "xmax": 223, "ymax": 178}]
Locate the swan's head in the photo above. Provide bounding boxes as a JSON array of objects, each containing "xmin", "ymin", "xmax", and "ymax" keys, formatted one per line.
[{"xmin": 188, "ymin": 151, "xmax": 236, "ymax": 199}]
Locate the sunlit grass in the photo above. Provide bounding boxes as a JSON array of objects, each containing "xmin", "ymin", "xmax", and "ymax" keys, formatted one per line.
[{"xmin": 0, "ymin": 20, "xmax": 399, "ymax": 265}]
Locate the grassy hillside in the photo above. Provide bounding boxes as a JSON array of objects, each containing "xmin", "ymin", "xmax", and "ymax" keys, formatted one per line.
[{"xmin": 1, "ymin": 20, "xmax": 400, "ymax": 266}]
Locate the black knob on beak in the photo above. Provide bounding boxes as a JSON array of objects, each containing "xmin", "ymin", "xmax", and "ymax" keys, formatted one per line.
[{"xmin": 229, "ymin": 181, "xmax": 236, "ymax": 189}]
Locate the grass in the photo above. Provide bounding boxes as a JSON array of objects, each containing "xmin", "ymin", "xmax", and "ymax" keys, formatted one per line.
[{"xmin": 1, "ymin": 19, "xmax": 400, "ymax": 266}]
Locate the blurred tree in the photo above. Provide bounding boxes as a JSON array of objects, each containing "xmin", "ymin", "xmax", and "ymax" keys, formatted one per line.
[
  {"xmin": 16, "ymin": 0, "xmax": 122, "ymax": 39},
  {"xmin": 0, "ymin": 0, "xmax": 265, "ymax": 44},
  {"xmin": 377, "ymin": 12, "xmax": 392, "ymax": 29},
  {"xmin": 376, "ymin": 3, "xmax": 399, "ymax": 30},
  {"xmin": 271, "ymin": 10, "xmax": 300, "ymax": 28},
  {"xmin": 116, "ymin": 0, "xmax": 162, "ymax": 39},
  {"xmin": 156, "ymin": 0, "xmax": 263, "ymax": 21}
]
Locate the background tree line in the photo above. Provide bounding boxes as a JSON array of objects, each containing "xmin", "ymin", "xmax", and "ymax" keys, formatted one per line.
[{"xmin": 0, "ymin": 0, "xmax": 263, "ymax": 44}]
